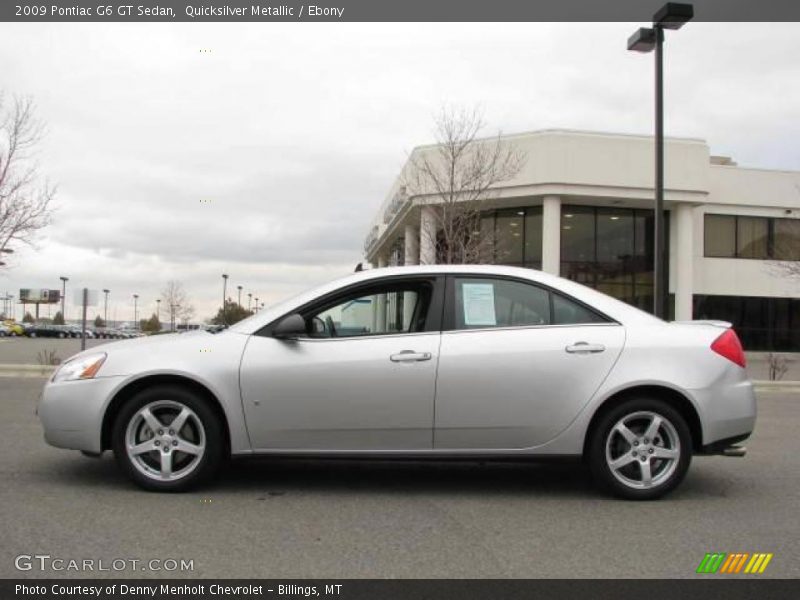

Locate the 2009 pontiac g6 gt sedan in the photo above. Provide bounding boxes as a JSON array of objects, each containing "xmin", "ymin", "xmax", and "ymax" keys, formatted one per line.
[{"xmin": 38, "ymin": 265, "xmax": 756, "ymax": 499}]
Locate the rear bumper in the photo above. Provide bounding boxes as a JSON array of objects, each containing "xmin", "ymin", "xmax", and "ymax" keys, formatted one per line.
[{"xmin": 692, "ymin": 379, "xmax": 757, "ymax": 446}]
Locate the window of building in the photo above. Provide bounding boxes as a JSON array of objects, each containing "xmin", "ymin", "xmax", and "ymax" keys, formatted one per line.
[
  {"xmin": 561, "ymin": 206, "xmax": 595, "ymax": 263},
  {"xmin": 694, "ymin": 294, "xmax": 800, "ymax": 352},
  {"xmin": 704, "ymin": 214, "xmax": 736, "ymax": 258},
  {"xmin": 524, "ymin": 207, "xmax": 543, "ymax": 266},
  {"xmin": 478, "ymin": 206, "xmax": 543, "ymax": 269},
  {"xmin": 774, "ymin": 218, "xmax": 800, "ymax": 260},
  {"xmin": 560, "ymin": 205, "xmax": 662, "ymax": 310},
  {"xmin": 736, "ymin": 216, "xmax": 769, "ymax": 259},
  {"xmin": 703, "ymin": 214, "xmax": 800, "ymax": 260},
  {"xmin": 495, "ymin": 209, "xmax": 524, "ymax": 264}
]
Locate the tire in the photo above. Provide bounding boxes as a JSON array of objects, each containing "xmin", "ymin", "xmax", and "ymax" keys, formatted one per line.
[
  {"xmin": 58, "ymin": 332, "xmax": 66, "ymax": 339},
  {"xmin": 112, "ymin": 385, "xmax": 225, "ymax": 492},
  {"xmin": 588, "ymin": 397, "xmax": 692, "ymax": 500}
]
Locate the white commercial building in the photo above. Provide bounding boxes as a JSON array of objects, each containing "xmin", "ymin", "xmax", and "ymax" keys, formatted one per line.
[{"xmin": 365, "ymin": 129, "xmax": 800, "ymax": 351}]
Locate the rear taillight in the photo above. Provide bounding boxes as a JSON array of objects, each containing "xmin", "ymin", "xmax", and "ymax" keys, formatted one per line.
[{"xmin": 711, "ymin": 329, "xmax": 746, "ymax": 368}]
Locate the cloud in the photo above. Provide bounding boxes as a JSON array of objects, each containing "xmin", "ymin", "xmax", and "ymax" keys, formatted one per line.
[{"xmin": 0, "ymin": 22, "xmax": 798, "ymax": 320}]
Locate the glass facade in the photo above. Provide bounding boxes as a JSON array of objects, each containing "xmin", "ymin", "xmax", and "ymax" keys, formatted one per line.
[
  {"xmin": 560, "ymin": 205, "xmax": 662, "ymax": 313},
  {"xmin": 480, "ymin": 207, "xmax": 543, "ymax": 269},
  {"xmin": 694, "ymin": 295, "xmax": 800, "ymax": 351},
  {"xmin": 703, "ymin": 213, "xmax": 800, "ymax": 260}
]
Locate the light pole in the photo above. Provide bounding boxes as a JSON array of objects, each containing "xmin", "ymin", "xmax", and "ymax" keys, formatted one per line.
[
  {"xmin": 221, "ymin": 274, "xmax": 229, "ymax": 324},
  {"xmin": 156, "ymin": 299, "xmax": 161, "ymax": 325},
  {"xmin": 133, "ymin": 294, "xmax": 139, "ymax": 331},
  {"xmin": 237, "ymin": 285, "xmax": 243, "ymax": 307},
  {"xmin": 59, "ymin": 276, "xmax": 69, "ymax": 322},
  {"xmin": 254, "ymin": 297, "xmax": 259, "ymax": 313},
  {"xmin": 247, "ymin": 293, "xmax": 252, "ymax": 312},
  {"xmin": 628, "ymin": 2, "xmax": 693, "ymax": 319},
  {"xmin": 170, "ymin": 303, "xmax": 180, "ymax": 331},
  {"xmin": 102, "ymin": 289, "xmax": 110, "ymax": 326}
]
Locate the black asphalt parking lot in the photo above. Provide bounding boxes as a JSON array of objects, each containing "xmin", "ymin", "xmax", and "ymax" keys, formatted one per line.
[{"xmin": 0, "ymin": 376, "xmax": 798, "ymax": 579}]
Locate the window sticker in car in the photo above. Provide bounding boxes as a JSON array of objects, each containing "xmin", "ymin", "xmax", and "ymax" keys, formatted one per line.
[{"xmin": 462, "ymin": 283, "xmax": 497, "ymax": 326}]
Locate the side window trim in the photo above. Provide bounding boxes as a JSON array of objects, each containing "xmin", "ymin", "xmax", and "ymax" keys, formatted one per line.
[
  {"xmin": 442, "ymin": 274, "xmax": 614, "ymax": 332},
  {"xmin": 256, "ymin": 275, "xmax": 446, "ymax": 338}
]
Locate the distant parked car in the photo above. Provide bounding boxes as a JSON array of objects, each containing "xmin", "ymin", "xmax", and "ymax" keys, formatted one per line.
[
  {"xmin": 0, "ymin": 324, "xmax": 10, "ymax": 337},
  {"xmin": 3, "ymin": 321, "xmax": 25, "ymax": 336},
  {"xmin": 26, "ymin": 324, "xmax": 64, "ymax": 338}
]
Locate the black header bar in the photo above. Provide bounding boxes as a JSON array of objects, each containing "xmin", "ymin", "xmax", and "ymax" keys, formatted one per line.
[{"xmin": 3, "ymin": 0, "xmax": 800, "ymax": 23}]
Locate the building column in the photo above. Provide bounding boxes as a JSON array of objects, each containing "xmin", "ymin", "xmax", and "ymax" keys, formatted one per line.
[
  {"xmin": 541, "ymin": 195, "xmax": 561, "ymax": 275},
  {"xmin": 370, "ymin": 253, "xmax": 388, "ymax": 332},
  {"xmin": 419, "ymin": 206, "xmax": 437, "ymax": 265},
  {"xmin": 402, "ymin": 224, "xmax": 420, "ymax": 329},
  {"xmin": 404, "ymin": 223, "xmax": 420, "ymax": 266},
  {"xmin": 674, "ymin": 202, "xmax": 694, "ymax": 321}
]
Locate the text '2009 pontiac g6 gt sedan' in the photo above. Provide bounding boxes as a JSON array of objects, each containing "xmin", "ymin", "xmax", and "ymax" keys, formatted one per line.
[{"xmin": 38, "ymin": 265, "xmax": 756, "ymax": 499}]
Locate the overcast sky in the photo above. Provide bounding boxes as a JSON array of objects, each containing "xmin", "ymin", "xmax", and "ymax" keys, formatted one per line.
[{"xmin": 1, "ymin": 22, "xmax": 799, "ymax": 323}]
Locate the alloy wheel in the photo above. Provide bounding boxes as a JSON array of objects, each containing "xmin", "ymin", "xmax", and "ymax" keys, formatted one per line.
[
  {"xmin": 125, "ymin": 400, "xmax": 206, "ymax": 482},
  {"xmin": 605, "ymin": 410, "xmax": 681, "ymax": 490}
]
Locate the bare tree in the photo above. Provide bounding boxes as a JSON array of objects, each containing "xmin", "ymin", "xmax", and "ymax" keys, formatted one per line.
[
  {"xmin": 0, "ymin": 95, "xmax": 55, "ymax": 263},
  {"xmin": 403, "ymin": 106, "xmax": 526, "ymax": 264},
  {"xmin": 160, "ymin": 280, "xmax": 195, "ymax": 329}
]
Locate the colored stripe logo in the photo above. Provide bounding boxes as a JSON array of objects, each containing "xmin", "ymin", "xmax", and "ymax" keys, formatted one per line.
[{"xmin": 697, "ymin": 552, "xmax": 773, "ymax": 574}]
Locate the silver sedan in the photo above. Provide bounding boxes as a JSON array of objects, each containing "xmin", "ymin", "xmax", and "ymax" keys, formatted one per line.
[{"xmin": 38, "ymin": 265, "xmax": 756, "ymax": 499}]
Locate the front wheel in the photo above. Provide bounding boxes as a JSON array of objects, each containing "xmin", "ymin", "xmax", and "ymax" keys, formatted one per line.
[
  {"xmin": 588, "ymin": 398, "xmax": 692, "ymax": 500},
  {"xmin": 112, "ymin": 385, "xmax": 224, "ymax": 492}
]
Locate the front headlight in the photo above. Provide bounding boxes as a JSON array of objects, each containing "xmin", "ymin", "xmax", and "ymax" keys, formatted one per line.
[{"xmin": 52, "ymin": 352, "xmax": 107, "ymax": 383}]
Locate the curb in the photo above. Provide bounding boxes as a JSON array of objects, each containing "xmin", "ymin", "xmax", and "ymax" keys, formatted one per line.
[{"xmin": 0, "ymin": 364, "xmax": 56, "ymax": 378}]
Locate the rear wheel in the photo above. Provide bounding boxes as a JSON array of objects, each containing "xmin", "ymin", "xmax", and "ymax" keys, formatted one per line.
[
  {"xmin": 112, "ymin": 385, "xmax": 224, "ymax": 492},
  {"xmin": 588, "ymin": 398, "xmax": 692, "ymax": 500}
]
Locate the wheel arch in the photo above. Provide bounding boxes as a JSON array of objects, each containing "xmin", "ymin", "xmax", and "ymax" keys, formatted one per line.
[
  {"xmin": 101, "ymin": 374, "xmax": 231, "ymax": 454},
  {"xmin": 582, "ymin": 384, "xmax": 703, "ymax": 456}
]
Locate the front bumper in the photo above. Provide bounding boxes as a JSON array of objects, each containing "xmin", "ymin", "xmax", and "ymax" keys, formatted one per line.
[{"xmin": 38, "ymin": 375, "xmax": 127, "ymax": 454}]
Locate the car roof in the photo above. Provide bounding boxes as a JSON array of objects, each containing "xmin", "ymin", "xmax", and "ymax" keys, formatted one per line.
[{"xmin": 229, "ymin": 265, "xmax": 662, "ymax": 334}]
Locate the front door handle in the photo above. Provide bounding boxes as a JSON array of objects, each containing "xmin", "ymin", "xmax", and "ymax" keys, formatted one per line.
[
  {"xmin": 390, "ymin": 350, "xmax": 432, "ymax": 362},
  {"xmin": 565, "ymin": 342, "xmax": 606, "ymax": 354}
]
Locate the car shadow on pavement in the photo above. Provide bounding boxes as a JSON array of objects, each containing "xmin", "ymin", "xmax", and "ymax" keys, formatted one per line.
[
  {"xmin": 45, "ymin": 453, "xmax": 741, "ymax": 501},
  {"xmin": 215, "ymin": 457, "xmax": 597, "ymax": 498},
  {"xmin": 45, "ymin": 453, "xmax": 596, "ymax": 497}
]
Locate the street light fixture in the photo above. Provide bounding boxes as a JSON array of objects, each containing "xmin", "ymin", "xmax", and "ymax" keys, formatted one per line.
[
  {"xmin": 59, "ymin": 276, "xmax": 69, "ymax": 322},
  {"xmin": 133, "ymin": 294, "xmax": 139, "ymax": 331},
  {"xmin": 237, "ymin": 285, "xmax": 243, "ymax": 307},
  {"xmin": 247, "ymin": 292, "xmax": 252, "ymax": 312},
  {"xmin": 221, "ymin": 274, "xmax": 229, "ymax": 325},
  {"xmin": 627, "ymin": 2, "xmax": 693, "ymax": 319},
  {"xmin": 156, "ymin": 298, "xmax": 161, "ymax": 324},
  {"xmin": 254, "ymin": 297, "xmax": 259, "ymax": 313}
]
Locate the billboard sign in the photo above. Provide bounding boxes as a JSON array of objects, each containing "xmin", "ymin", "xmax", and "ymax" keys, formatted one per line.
[{"xmin": 19, "ymin": 289, "xmax": 61, "ymax": 303}]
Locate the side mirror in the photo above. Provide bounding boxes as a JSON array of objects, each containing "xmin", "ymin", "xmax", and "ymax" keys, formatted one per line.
[{"xmin": 272, "ymin": 313, "xmax": 306, "ymax": 339}]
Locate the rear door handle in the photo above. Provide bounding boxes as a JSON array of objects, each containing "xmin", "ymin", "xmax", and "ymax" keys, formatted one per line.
[
  {"xmin": 565, "ymin": 342, "xmax": 606, "ymax": 354},
  {"xmin": 390, "ymin": 350, "xmax": 432, "ymax": 362}
]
